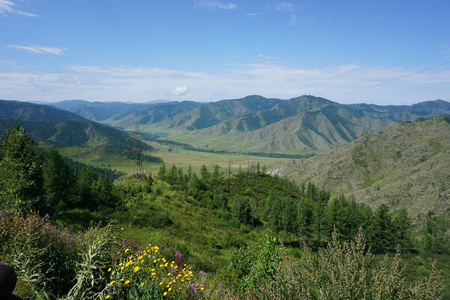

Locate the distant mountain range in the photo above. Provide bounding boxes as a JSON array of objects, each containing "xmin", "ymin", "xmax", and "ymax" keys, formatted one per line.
[
  {"xmin": 274, "ymin": 117, "xmax": 450, "ymax": 219},
  {"xmin": 49, "ymin": 95, "xmax": 450, "ymax": 154},
  {"xmin": 0, "ymin": 99, "xmax": 161, "ymax": 162}
]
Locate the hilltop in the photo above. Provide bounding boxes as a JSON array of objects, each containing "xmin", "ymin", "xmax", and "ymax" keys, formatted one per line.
[
  {"xmin": 50, "ymin": 96, "xmax": 450, "ymax": 155},
  {"xmin": 275, "ymin": 117, "xmax": 450, "ymax": 219}
]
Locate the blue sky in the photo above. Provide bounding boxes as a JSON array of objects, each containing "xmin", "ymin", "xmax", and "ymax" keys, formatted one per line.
[{"xmin": 1, "ymin": 0, "xmax": 449, "ymax": 105}]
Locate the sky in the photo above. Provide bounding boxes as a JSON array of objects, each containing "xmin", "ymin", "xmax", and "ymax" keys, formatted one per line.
[{"xmin": 1, "ymin": 0, "xmax": 449, "ymax": 105}]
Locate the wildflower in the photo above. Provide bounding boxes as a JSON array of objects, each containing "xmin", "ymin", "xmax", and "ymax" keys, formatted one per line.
[
  {"xmin": 108, "ymin": 267, "xmax": 112, "ymax": 272},
  {"xmin": 125, "ymin": 248, "xmax": 130, "ymax": 253},
  {"xmin": 141, "ymin": 282, "xmax": 145, "ymax": 286},
  {"xmin": 163, "ymin": 292, "xmax": 167, "ymax": 296},
  {"xmin": 105, "ymin": 295, "xmax": 111, "ymax": 299},
  {"xmin": 125, "ymin": 280, "xmax": 130, "ymax": 285},
  {"xmin": 110, "ymin": 281, "xmax": 115, "ymax": 285},
  {"xmin": 175, "ymin": 251, "xmax": 182, "ymax": 259},
  {"xmin": 134, "ymin": 266, "xmax": 139, "ymax": 272},
  {"xmin": 159, "ymin": 281, "xmax": 163, "ymax": 286}
]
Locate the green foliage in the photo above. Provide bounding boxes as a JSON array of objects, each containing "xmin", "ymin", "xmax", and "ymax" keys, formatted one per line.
[
  {"xmin": 67, "ymin": 225, "xmax": 115, "ymax": 299},
  {"xmin": 0, "ymin": 125, "xmax": 44, "ymax": 210},
  {"xmin": 420, "ymin": 210, "xmax": 450, "ymax": 254},
  {"xmin": 219, "ymin": 234, "xmax": 279, "ymax": 292},
  {"xmin": 254, "ymin": 230, "xmax": 445, "ymax": 300},
  {"xmin": 0, "ymin": 210, "xmax": 81, "ymax": 298},
  {"xmin": 43, "ymin": 149, "xmax": 76, "ymax": 215}
]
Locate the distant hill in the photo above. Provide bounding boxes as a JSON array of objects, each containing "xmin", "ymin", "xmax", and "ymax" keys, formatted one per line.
[
  {"xmin": 0, "ymin": 100, "xmax": 162, "ymax": 163},
  {"xmin": 0, "ymin": 99, "xmax": 85, "ymax": 122},
  {"xmin": 274, "ymin": 117, "xmax": 450, "ymax": 219},
  {"xmin": 49, "ymin": 96, "xmax": 450, "ymax": 154}
]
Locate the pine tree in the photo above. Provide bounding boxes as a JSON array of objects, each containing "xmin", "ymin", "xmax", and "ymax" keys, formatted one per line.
[
  {"xmin": 0, "ymin": 125, "xmax": 43, "ymax": 209},
  {"xmin": 43, "ymin": 149, "xmax": 75, "ymax": 214}
]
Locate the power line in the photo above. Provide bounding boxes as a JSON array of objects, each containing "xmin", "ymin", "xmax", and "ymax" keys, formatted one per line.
[{"xmin": 332, "ymin": 60, "xmax": 450, "ymax": 100}]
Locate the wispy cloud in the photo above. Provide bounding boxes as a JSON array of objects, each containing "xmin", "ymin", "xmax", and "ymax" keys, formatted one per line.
[
  {"xmin": 1, "ymin": 60, "xmax": 449, "ymax": 104},
  {"xmin": 271, "ymin": 2, "xmax": 295, "ymax": 12},
  {"xmin": 0, "ymin": 0, "xmax": 38, "ymax": 17},
  {"xmin": 194, "ymin": 0, "xmax": 237, "ymax": 10},
  {"xmin": 244, "ymin": 12, "xmax": 261, "ymax": 17},
  {"xmin": 289, "ymin": 14, "xmax": 297, "ymax": 25},
  {"xmin": 6, "ymin": 44, "xmax": 66, "ymax": 55}
]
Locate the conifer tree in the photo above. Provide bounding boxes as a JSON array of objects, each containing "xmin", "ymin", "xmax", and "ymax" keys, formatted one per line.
[
  {"xmin": 0, "ymin": 125, "xmax": 43, "ymax": 209},
  {"xmin": 43, "ymin": 149, "xmax": 75, "ymax": 214}
]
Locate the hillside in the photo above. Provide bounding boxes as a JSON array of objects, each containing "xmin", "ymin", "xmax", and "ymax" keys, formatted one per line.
[
  {"xmin": 0, "ymin": 99, "xmax": 85, "ymax": 122},
  {"xmin": 51, "ymin": 96, "xmax": 450, "ymax": 154},
  {"xmin": 0, "ymin": 100, "xmax": 162, "ymax": 162},
  {"xmin": 274, "ymin": 117, "xmax": 450, "ymax": 219}
]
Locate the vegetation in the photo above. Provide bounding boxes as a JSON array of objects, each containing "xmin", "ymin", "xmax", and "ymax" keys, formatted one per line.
[{"xmin": 1, "ymin": 125, "xmax": 448, "ymax": 299}]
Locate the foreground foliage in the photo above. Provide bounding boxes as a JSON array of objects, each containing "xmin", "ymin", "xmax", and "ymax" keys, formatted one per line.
[{"xmin": 0, "ymin": 209, "xmax": 445, "ymax": 299}]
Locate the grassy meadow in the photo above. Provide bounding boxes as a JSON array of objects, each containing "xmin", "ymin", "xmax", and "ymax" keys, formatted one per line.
[{"xmin": 58, "ymin": 139, "xmax": 290, "ymax": 175}]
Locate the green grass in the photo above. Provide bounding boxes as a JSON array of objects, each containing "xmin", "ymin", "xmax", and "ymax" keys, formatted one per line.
[{"xmin": 57, "ymin": 140, "xmax": 290, "ymax": 176}]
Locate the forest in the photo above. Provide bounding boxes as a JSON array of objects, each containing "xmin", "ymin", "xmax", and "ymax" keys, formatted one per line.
[{"xmin": 0, "ymin": 125, "xmax": 448, "ymax": 299}]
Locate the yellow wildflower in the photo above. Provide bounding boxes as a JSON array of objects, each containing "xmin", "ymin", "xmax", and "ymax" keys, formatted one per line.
[
  {"xmin": 125, "ymin": 280, "xmax": 130, "ymax": 285},
  {"xmin": 105, "ymin": 295, "xmax": 111, "ymax": 299},
  {"xmin": 163, "ymin": 292, "xmax": 167, "ymax": 296},
  {"xmin": 134, "ymin": 266, "xmax": 139, "ymax": 272}
]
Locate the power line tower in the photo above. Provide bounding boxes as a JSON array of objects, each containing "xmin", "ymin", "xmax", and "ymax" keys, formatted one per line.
[{"xmin": 129, "ymin": 122, "xmax": 143, "ymax": 175}]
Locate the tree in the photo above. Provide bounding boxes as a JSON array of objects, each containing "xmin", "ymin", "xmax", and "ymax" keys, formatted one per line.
[
  {"xmin": 200, "ymin": 164, "xmax": 210, "ymax": 180},
  {"xmin": 158, "ymin": 163, "xmax": 167, "ymax": 180},
  {"xmin": 77, "ymin": 167, "xmax": 99, "ymax": 210},
  {"xmin": 297, "ymin": 197, "xmax": 314, "ymax": 240},
  {"xmin": 370, "ymin": 203, "xmax": 393, "ymax": 253},
  {"xmin": 43, "ymin": 149, "xmax": 75, "ymax": 214},
  {"xmin": 0, "ymin": 125, "xmax": 43, "ymax": 209}
]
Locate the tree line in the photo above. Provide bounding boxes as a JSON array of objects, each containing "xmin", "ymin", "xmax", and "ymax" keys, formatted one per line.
[
  {"xmin": 0, "ymin": 125, "xmax": 122, "ymax": 217},
  {"xmin": 155, "ymin": 162, "xmax": 448, "ymax": 254}
]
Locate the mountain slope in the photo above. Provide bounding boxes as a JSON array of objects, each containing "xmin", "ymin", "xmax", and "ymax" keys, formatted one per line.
[
  {"xmin": 47, "ymin": 96, "xmax": 450, "ymax": 154},
  {"xmin": 0, "ymin": 100, "xmax": 161, "ymax": 162},
  {"xmin": 275, "ymin": 117, "xmax": 450, "ymax": 218},
  {"xmin": 0, "ymin": 99, "xmax": 85, "ymax": 122}
]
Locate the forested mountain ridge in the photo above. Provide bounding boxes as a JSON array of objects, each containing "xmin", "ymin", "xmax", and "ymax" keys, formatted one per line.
[
  {"xmin": 49, "ymin": 96, "xmax": 450, "ymax": 154},
  {"xmin": 275, "ymin": 117, "xmax": 450, "ymax": 219},
  {"xmin": 0, "ymin": 100, "xmax": 162, "ymax": 162},
  {"xmin": 0, "ymin": 99, "xmax": 85, "ymax": 122}
]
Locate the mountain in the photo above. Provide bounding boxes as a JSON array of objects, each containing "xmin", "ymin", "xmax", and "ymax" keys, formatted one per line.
[
  {"xmin": 47, "ymin": 95, "xmax": 450, "ymax": 154},
  {"xmin": 274, "ymin": 117, "xmax": 450, "ymax": 219},
  {"xmin": 49, "ymin": 100, "xmax": 143, "ymax": 122},
  {"xmin": 0, "ymin": 99, "xmax": 85, "ymax": 122},
  {"xmin": 0, "ymin": 100, "xmax": 161, "ymax": 162}
]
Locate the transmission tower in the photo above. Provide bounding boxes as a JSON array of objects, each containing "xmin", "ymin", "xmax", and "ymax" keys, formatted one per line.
[{"xmin": 129, "ymin": 122, "xmax": 143, "ymax": 174}]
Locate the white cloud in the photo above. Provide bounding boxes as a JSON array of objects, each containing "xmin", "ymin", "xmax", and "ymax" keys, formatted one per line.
[
  {"xmin": 172, "ymin": 86, "xmax": 189, "ymax": 96},
  {"xmin": 6, "ymin": 44, "xmax": 66, "ymax": 55},
  {"xmin": 0, "ymin": 0, "xmax": 38, "ymax": 17},
  {"xmin": 0, "ymin": 60, "xmax": 449, "ymax": 105},
  {"xmin": 194, "ymin": 0, "xmax": 237, "ymax": 10},
  {"xmin": 272, "ymin": 2, "xmax": 294, "ymax": 12}
]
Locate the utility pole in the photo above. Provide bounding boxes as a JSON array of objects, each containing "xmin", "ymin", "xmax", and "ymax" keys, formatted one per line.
[{"xmin": 129, "ymin": 122, "xmax": 143, "ymax": 175}]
